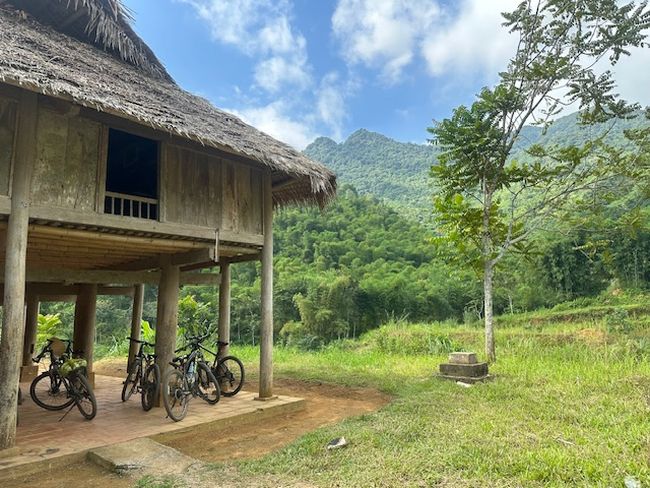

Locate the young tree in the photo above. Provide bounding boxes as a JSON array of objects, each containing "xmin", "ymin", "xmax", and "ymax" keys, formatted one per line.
[{"xmin": 428, "ymin": 0, "xmax": 650, "ymax": 362}]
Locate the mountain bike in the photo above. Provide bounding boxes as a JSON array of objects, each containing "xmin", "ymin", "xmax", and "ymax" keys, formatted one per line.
[
  {"xmin": 209, "ymin": 341, "xmax": 245, "ymax": 397},
  {"xmin": 122, "ymin": 337, "xmax": 160, "ymax": 411},
  {"xmin": 30, "ymin": 338, "xmax": 97, "ymax": 420},
  {"xmin": 161, "ymin": 330, "xmax": 220, "ymax": 422}
]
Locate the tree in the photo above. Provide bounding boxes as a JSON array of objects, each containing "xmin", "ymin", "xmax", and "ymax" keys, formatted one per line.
[{"xmin": 428, "ymin": 0, "xmax": 650, "ymax": 362}]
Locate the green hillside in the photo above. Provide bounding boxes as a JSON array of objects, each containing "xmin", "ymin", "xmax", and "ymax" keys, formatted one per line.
[
  {"xmin": 304, "ymin": 112, "xmax": 649, "ymax": 220},
  {"xmin": 304, "ymin": 129, "xmax": 439, "ymax": 221}
]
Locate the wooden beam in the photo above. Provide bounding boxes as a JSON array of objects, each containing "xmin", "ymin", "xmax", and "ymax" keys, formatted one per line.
[
  {"xmin": 115, "ymin": 246, "xmax": 217, "ymax": 271},
  {"xmin": 154, "ymin": 261, "xmax": 180, "ymax": 407},
  {"xmin": 0, "ymin": 90, "xmax": 37, "ymax": 449},
  {"xmin": 257, "ymin": 172, "xmax": 274, "ymax": 400},
  {"xmin": 0, "ymin": 268, "xmax": 219, "ymax": 286},
  {"xmin": 217, "ymin": 261, "xmax": 231, "ymax": 361},
  {"xmin": 22, "ymin": 293, "xmax": 39, "ymax": 367},
  {"xmin": 127, "ymin": 284, "xmax": 145, "ymax": 370},
  {"xmin": 29, "ymin": 206, "xmax": 218, "ymax": 242},
  {"xmin": 73, "ymin": 284, "xmax": 97, "ymax": 379},
  {"xmin": 25, "ymin": 283, "xmax": 135, "ymax": 297}
]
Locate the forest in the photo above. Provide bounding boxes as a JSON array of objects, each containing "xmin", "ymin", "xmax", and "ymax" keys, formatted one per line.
[{"xmin": 40, "ymin": 112, "xmax": 650, "ymax": 353}]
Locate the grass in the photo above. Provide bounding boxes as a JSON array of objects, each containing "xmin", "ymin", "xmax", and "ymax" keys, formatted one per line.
[
  {"xmin": 232, "ymin": 315, "xmax": 650, "ymax": 486},
  {"xmin": 132, "ymin": 296, "xmax": 650, "ymax": 487}
]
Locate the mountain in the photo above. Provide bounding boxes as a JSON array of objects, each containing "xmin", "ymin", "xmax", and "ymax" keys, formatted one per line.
[
  {"xmin": 304, "ymin": 129, "xmax": 439, "ymax": 221},
  {"xmin": 305, "ymin": 112, "xmax": 649, "ymax": 219}
]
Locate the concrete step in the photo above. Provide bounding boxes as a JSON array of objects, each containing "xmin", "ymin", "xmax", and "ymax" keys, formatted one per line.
[{"xmin": 87, "ymin": 437, "xmax": 198, "ymax": 476}]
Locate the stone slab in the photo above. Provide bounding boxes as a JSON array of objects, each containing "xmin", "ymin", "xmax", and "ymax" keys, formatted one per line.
[
  {"xmin": 448, "ymin": 352, "xmax": 477, "ymax": 365},
  {"xmin": 439, "ymin": 362, "xmax": 488, "ymax": 378},
  {"xmin": 438, "ymin": 374, "xmax": 492, "ymax": 384},
  {"xmin": 87, "ymin": 437, "xmax": 197, "ymax": 476}
]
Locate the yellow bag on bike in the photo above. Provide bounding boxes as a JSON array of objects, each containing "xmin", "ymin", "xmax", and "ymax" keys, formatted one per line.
[{"xmin": 59, "ymin": 358, "xmax": 87, "ymax": 378}]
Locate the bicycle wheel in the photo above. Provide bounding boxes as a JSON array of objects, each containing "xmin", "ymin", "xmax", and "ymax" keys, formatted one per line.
[
  {"xmin": 162, "ymin": 368, "xmax": 189, "ymax": 422},
  {"xmin": 215, "ymin": 356, "xmax": 244, "ymax": 397},
  {"xmin": 30, "ymin": 371, "xmax": 74, "ymax": 411},
  {"xmin": 141, "ymin": 363, "xmax": 161, "ymax": 411},
  {"xmin": 71, "ymin": 374, "xmax": 97, "ymax": 420},
  {"xmin": 196, "ymin": 362, "xmax": 220, "ymax": 405},
  {"xmin": 121, "ymin": 365, "xmax": 139, "ymax": 402}
]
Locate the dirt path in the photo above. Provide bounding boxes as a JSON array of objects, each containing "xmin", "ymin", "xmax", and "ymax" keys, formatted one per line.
[
  {"xmin": 3, "ymin": 359, "xmax": 390, "ymax": 487},
  {"xmin": 155, "ymin": 378, "xmax": 391, "ymax": 462}
]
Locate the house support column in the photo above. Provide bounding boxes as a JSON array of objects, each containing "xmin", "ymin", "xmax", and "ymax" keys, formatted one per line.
[
  {"xmin": 127, "ymin": 284, "xmax": 145, "ymax": 370},
  {"xmin": 217, "ymin": 260, "xmax": 231, "ymax": 360},
  {"xmin": 154, "ymin": 261, "xmax": 180, "ymax": 406},
  {"xmin": 0, "ymin": 91, "xmax": 38, "ymax": 450},
  {"xmin": 257, "ymin": 173, "xmax": 275, "ymax": 400},
  {"xmin": 73, "ymin": 284, "xmax": 98, "ymax": 386},
  {"xmin": 20, "ymin": 292, "xmax": 40, "ymax": 382}
]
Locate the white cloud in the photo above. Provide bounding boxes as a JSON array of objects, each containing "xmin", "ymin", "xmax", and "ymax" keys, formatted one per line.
[
  {"xmin": 181, "ymin": 0, "xmax": 310, "ymax": 92},
  {"xmin": 332, "ymin": 0, "xmax": 441, "ymax": 83},
  {"xmin": 226, "ymin": 101, "xmax": 317, "ymax": 150},
  {"xmin": 314, "ymin": 72, "xmax": 357, "ymax": 141},
  {"xmin": 421, "ymin": 0, "xmax": 519, "ymax": 78}
]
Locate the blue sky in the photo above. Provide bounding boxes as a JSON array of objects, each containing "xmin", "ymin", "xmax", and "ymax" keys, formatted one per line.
[{"xmin": 124, "ymin": 0, "xmax": 650, "ymax": 149}]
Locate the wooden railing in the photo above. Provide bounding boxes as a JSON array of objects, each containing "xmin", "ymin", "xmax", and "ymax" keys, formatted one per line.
[{"xmin": 104, "ymin": 191, "xmax": 158, "ymax": 220}]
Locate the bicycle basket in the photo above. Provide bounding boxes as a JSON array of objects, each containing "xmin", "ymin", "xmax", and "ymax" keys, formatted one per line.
[
  {"xmin": 50, "ymin": 338, "xmax": 67, "ymax": 358},
  {"xmin": 59, "ymin": 358, "xmax": 87, "ymax": 378}
]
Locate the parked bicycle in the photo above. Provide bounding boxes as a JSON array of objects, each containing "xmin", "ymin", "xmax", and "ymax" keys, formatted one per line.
[
  {"xmin": 209, "ymin": 341, "xmax": 245, "ymax": 397},
  {"xmin": 161, "ymin": 330, "xmax": 221, "ymax": 422},
  {"xmin": 122, "ymin": 337, "xmax": 160, "ymax": 411},
  {"xmin": 30, "ymin": 337, "xmax": 97, "ymax": 420}
]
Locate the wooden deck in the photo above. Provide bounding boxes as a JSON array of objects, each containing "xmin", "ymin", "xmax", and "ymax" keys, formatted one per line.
[{"xmin": 0, "ymin": 375, "xmax": 304, "ymax": 474}]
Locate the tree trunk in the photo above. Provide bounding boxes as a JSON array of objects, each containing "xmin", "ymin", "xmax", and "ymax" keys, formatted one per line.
[
  {"xmin": 482, "ymin": 180, "xmax": 496, "ymax": 363},
  {"xmin": 484, "ymin": 259, "xmax": 496, "ymax": 363}
]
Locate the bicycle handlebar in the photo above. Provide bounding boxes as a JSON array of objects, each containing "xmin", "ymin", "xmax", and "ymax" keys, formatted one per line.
[{"xmin": 127, "ymin": 336, "xmax": 155, "ymax": 348}]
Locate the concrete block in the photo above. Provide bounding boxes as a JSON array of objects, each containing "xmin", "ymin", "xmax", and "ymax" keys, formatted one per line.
[
  {"xmin": 448, "ymin": 352, "xmax": 477, "ymax": 364},
  {"xmin": 439, "ymin": 362, "xmax": 488, "ymax": 378},
  {"xmin": 87, "ymin": 438, "xmax": 197, "ymax": 476}
]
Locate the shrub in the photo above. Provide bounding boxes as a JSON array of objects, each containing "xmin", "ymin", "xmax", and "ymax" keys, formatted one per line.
[{"xmin": 364, "ymin": 321, "xmax": 462, "ymax": 355}]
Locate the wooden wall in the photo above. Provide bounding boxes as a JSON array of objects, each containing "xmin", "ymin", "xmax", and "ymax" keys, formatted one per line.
[
  {"xmin": 0, "ymin": 88, "xmax": 265, "ymax": 243},
  {"xmin": 164, "ymin": 144, "xmax": 263, "ymax": 236},
  {"xmin": 221, "ymin": 161, "xmax": 263, "ymax": 236},
  {"xmin": 0, "ymin": 97, "xmax": 16, "ymax": 196},
  {"xmin": 164, "ymin": 144, "xmax": 222, "ymax": 228},
  {"xmin": 31, "ymin": 107, "xmax": 100, "ymax": 211}
]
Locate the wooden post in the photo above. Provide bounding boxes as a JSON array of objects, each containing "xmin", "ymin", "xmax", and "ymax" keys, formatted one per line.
[
  {"xmin": 22, "ymin": 293, "xmax": 39, "ymax": 367},
  {"xmin": 73, "ymin": 284, "xmax": 98, "ymax": 383},
  {"xmin": 0, "ymin": 91, "xmax": 37, "ymax": 450},
  {"xmin": 257, "ymin": 173, "xmax": 275, "ymax": 400},
  {"xmin": 217, "ymin": 260, "xmax": 231, "ymax": 360},
  {"xmin": 154, "ymin": 261, "xmax": 180, "ymax": 406},
  {"xmin": 127, "ymin": 284, "xmax": 145, "ymax": 370}
]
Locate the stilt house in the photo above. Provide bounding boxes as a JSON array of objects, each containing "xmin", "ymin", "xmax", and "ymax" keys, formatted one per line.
[{"xmin": 0, "ymin": 0, "xmax": 336, "ymax": 450}]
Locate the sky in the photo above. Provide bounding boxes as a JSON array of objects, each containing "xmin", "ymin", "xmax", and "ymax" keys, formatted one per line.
[{"xmin": 124, "ymin": 0, "xmax": 650, "ymax": 149}]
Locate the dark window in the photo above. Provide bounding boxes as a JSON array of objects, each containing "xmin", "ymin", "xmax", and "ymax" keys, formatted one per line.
[
  {"xmin": 106, "ymin": 129, "xmax": 158, "ymax": 198},
  {"xmin": 104, "ymin": 129, "xmax": 159, "ymax": 219}
]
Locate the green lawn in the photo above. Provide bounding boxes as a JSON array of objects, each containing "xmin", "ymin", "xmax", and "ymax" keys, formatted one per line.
[{"xmin": 139, "ymin": 307, "xmax": 650, "ymax": 487}]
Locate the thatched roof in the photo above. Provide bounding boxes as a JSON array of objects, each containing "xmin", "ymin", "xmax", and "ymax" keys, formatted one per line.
[{"xmin": 0, "ymin": 1, "xmax": 336, "ymax": 207}]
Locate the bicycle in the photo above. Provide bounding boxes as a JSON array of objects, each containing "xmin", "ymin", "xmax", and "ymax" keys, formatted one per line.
[
  {"xmin": 161, "ymin": 330, "xmax": 220, "ymax": 422},
  {"xmin": 122, "ymin": 337, "xmax": 160, "ymax": 411},
  {"xmin": 209, "ymin": 341, "xmax": 245, "ymax": 397},
  {"xmin": 30, "ymin": 337, "xmax": 97, "ymax": 420}
]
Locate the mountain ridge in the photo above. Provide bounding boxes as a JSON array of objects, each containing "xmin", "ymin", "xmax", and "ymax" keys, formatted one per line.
[{"xmin": 305, "ymin": 112, "xmax": 649, "ymax": 219}]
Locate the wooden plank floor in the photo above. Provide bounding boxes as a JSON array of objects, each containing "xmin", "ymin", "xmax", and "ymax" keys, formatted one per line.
[{"xmin": 0, "ymin": 375, "xmax": 304, "ymax": 472}]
